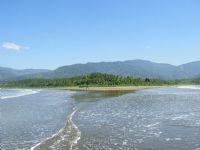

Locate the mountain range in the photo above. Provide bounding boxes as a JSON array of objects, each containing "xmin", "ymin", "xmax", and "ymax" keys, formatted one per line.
[
  {"xmin": 1, "ymin": 59, "xmax": 200, "ymax": 82},
  {"xmin": 0, "ymin": 67, "xmax": 49, "ymax": 82}
]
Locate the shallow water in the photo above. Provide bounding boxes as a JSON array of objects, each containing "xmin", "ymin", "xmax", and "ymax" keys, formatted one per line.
[
  {"xmin": 0, "ymin": 89, "xmax": 75, "ymax": 150},
  {"xmin": 1, "ymin": 87, "xmax": 200, "ymax": 149},
  {"xmin": 73, "ymin": 87, "xmax": 200, "ymax": 150}
]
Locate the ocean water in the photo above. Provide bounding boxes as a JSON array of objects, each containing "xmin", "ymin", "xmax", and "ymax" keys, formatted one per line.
[
  {"xmin": 1, "ymin": 87, "xmax": 200, "ymax": 150},
  {"xmin": 0, "ymin": 89, "xmax": 76, "ymax": 150}
]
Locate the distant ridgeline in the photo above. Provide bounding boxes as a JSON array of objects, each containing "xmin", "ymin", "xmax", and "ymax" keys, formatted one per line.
[
  {"xmin": 2, "ymin": 60, "xmax": 200, "ymax": 83},
  {"xmin": 0, "ymin": 73, "xmax": 178, "ymax": 88}
]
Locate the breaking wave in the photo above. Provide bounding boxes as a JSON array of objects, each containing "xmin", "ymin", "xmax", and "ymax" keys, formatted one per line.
[
  {"xmin": 0, "ymin": 89, "xmax": 41, "ymax": 100},
  {"xmin": 177, "ymin": 85, "xmax": 200, "ymax": 90},
  {"xmin": 31, "ymin": 108, "xmax": 81, "ymax": 150}
]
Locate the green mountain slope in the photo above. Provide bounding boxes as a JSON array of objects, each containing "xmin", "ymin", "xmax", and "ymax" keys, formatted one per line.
[{"xmin": 2, "ymin": 59, "xmax": 200, "ymax": 82}]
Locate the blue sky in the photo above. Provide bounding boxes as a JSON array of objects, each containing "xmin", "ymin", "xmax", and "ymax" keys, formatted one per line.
[{"xmin": 0, "ymin": 0, "xmax": 200, "ymax": 69}]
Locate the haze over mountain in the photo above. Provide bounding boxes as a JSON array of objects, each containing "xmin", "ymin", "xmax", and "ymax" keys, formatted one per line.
[
  {"xmin": 0, "ymin": 67, "xmax": 49, "ymax": 82},
  {"xmin": 1, "ymin": 59, "xmax": 200, "ymax": 82}
]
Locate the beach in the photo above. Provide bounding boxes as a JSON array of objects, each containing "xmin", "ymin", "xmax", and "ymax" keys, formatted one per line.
[{"xmin": 60, "ymin": 86, "xmax": 160, "ymax": 91}]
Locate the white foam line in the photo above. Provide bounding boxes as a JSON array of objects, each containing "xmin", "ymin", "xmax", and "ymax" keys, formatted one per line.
[
  {"xmin": 69, "ymin": 109, "xmax": 81, "ymax": 150},
  {"xmin": 177, "ymin": 85, "xmax": 200, "ymax": 90},
  {"xmin": 145, "ymin": 122, "xmax": 160, "ymax": 128},
  {"xmin": 30, "ymin": 127, "xmax": 65, "ymax": 150},
  {"xmin": 30, "ymin": 141, "xmax": 42, "ymax": 150},
  {"xmin": 0, "ymin": 89, "xmax": 41, "ymax": 100},
  {"xmin": 30, "ymin": 108, "xmax": 81, "ymax": 150}
]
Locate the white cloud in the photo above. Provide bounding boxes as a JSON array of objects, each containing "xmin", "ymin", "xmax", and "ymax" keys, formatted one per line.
[{"xmin": 2, "ymin": 42, "xmax": 29, "ymax": 51}]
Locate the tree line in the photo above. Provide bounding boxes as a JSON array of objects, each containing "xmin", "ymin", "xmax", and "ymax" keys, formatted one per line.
[{"xmin": 0, "ymin": 72, "xmax": 179, "ymax": 88}]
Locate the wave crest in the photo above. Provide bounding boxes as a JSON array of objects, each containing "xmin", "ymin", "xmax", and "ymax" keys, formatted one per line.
[
  {"xmin": 31, "ymin": 108, "xmax": 81, "ymax": 150},
  {"xmin": 0, "ymin": 89, "xmax": 41, "ymax": 100},
  {"xmin": 177, "ymin": 86, "xmax": 200, "ymax": 90}
]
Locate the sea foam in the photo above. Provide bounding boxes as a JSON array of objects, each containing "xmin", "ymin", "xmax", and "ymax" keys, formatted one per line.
[
  {"xmin": 31, "ymin": 108, "xmax": 81, "ymax": 150},
  {"xmin": 0, "ymin": 89, "xmax": 41, "ymax": 100},
  {"xmin": 177, "ymin": 85, "xmax": 200, "ymax": 90}
]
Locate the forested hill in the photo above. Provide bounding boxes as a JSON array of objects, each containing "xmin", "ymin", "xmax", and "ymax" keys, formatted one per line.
[
  {"xmin": 38, "ymin": 60, "xmax": 200, "ymax": 80},
  {"xmin": 0, "ymin": 73, "xmax": 176, "ymax": 88},
  {"xmin": 2, "ymin": 59, "xmax": 200, "ymax": 82}
]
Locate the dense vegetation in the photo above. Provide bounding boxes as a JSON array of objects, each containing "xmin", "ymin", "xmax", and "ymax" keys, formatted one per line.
[
  {"xmin": 2, "ymin": 60, "xmax": 200, "ymax": 82},
  {"xmin": 176, "ymin": 78, "xmax": 200, "ymax": 85},
  {"xmin": 0, "ymin": 73, "xmax": 177, "ymax": 88}
]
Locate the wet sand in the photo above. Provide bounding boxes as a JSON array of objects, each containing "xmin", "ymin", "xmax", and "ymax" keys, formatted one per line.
[{"xmin": 60, "ymin": 86, "xmax": 160, "ymax": 91}]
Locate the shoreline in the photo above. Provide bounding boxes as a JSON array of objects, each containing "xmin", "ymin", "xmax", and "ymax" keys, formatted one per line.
[
  {"xmin": 0, "ymin": 85, "xmax": 167, "ymax": 91},
  {"xmin": 59, "ymin": 86, "xmax": 162, "ymax": 91}
]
